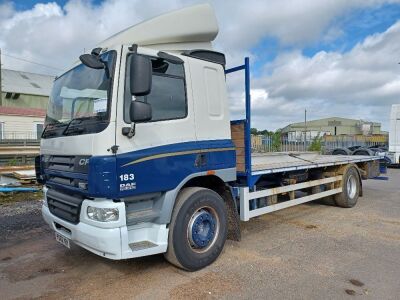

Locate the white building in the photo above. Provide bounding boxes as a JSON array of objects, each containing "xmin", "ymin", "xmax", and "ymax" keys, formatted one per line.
[{"xmin": 0, "ymin": 69, "xmax": 54, "ymax": 139}]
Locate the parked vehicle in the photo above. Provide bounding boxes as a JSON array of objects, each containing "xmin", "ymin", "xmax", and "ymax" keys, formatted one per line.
[
  {"xmin": 36, "ymin": 4, "xmax": 382, "ymax": 271},
  {"xmin": 331, "ymin": 146, "xmax": 389, "ymax": 173},
  {"xmin": 388, "ymin": 104, "xmax": 400, "ymax": 166}
]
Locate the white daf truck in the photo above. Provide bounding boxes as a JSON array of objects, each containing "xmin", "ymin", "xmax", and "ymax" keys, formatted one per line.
[
  {"xmin": 37, "ymin": 4, "xmax": 381, "ymax": 271},
  {"xmin": 388, "ymin": 104, "xmax": 400, "ymax": 166}
]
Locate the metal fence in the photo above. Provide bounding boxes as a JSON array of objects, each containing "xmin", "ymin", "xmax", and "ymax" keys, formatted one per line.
[
  {"xmin": 1, "ymin": 131, "xmax": 40, "ymax": 141},
  {"xmin": 251, "ymin": 134, "xmax": 388, "ymax": 153},
  {"xmin": 0, "ymin": 130, "xmax": 388, "ymax": 153},
  {"xmin": 252, "ymin": 135, "xmax": 311, "ymax": 152},
  {"xmin": 0, "ymin": 131, "xmax": 40, "ymax": 166},
  {"xmin": 0, "ymin": 132, "xmax": 41, "ymax": 147},
  {"xmin": 322, "ymin": 135, "xmax": 387, "ymax": 151}
]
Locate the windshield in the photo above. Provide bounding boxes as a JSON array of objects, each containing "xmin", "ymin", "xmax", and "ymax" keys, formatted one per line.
[{"xmin": 43, "ymin": 51, "xmax": 116, "ymax": 137}]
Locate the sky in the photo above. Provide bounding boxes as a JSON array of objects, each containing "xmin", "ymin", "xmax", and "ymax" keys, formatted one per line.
[{"xmin": 1, "ymin": 0, "xmax": 400, "ymax": 131}]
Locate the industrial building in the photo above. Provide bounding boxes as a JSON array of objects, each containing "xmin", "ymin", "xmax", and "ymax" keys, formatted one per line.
[
  {"xmin": 282, "ymin": 117, "xmax": 384, "ymax": 141},
  {"xmin": 0, "ymin": 69, "xmax": 54, "ymax": 139}
]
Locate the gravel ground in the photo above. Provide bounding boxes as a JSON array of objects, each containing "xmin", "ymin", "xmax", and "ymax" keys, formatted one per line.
[
  {"xmin": 0, "ymin": 169, "xmax": 399, "ymax": 299},
  {"xmin": 0, "ymin": 199, "xmax": 47, "ymax": 245}
]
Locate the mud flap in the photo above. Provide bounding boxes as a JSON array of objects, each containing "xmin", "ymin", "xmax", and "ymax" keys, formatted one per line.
[
  {"xmin": 355, "ymin": 167, "xmax": 363, "ymax": 197},
  {"xmin": 221, "ymin": 187, "xmax": 241, "ymax": 242},
  {"xmin": 363, "ymin": 160, "xmax": 380, "ymax": 179}
]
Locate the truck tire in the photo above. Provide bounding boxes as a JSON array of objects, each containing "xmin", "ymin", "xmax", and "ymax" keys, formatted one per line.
[
  {"xmin": 164, "ymin": 187, "xmax": 228, "ymax": 271},
  {"xmin": 353, "ymin": 148, "xmax": 373, "ymax": 156},
  {"xmin": 334, "ymin": 167, "xmax": 360, "ymax": 208},
  {"xmin": 332, "ymin": 148, "xmax": 352, "ymax": 155}
]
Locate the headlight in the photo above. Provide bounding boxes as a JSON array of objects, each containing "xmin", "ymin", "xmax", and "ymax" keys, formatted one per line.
[{"xmin": 87, "ymin": 206, "xmax": 119, "ymax": 222}]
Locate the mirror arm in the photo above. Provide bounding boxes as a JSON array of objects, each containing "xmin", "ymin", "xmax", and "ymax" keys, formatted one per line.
[
  {"xmin": 101, "ymin": 60, "xmax": 110, "ymax": 79},
  {"xmin": 127, "ymin": 122, "xmax": 136, "ymax": 138},
  {"xmin": 122, "ymin": 123, "xmax": 136, "ymax": 138},
  {"xmin": 128, "ymin": 44, "xmax": 138, "ymax": 53}
]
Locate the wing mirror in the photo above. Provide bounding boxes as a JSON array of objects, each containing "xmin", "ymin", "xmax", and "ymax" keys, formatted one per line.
[
  {"xmin": 122, "ymin": 100, "xmax": 152, "ymax": 138},
  {"xmin": 79, "ymin": 54, "xmax": 104, "ymax": 69},
  {"xmin": 130, "ymin": 100, "xmax": 152, "ymax": 123},
  {"xmin": 130, "ymin": 54, "xmax": 152, "ymax": 96}
]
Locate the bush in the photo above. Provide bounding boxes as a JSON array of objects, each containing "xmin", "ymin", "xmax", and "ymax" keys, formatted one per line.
[
  {"xmin": 271, "ymin": 130, "xmax": 282, "ymax": 152},
  {"xmin": 308, "ymin": 134, "xmax": 323, "ymax": 152},
  {"xmin": 7, "ymin": 158, "xmax": 18, "ymax": 166}
]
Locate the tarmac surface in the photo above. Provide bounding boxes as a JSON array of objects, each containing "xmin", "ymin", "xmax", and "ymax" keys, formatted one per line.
[{"xmin": 0, "ymin": 169, "xmax": 399, "ymax": 299}]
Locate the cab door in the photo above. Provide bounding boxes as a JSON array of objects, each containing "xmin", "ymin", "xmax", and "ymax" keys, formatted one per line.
[{"xmin": 114, "ymin": 46, "xmax": 197, "ymax": 196}]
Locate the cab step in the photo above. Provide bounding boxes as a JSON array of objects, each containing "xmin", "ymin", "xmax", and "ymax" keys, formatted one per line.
[{"xmin": 129, "ymin": 241, "xmax": 158, "ymax": 251}]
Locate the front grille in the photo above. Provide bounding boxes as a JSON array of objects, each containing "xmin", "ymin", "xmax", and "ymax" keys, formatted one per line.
[
  {"xmin": 47, "ymin": 189, "xmax": 84, "ymax": 224},
  {"xmin": 47, "ymin": 174, "xmax": 78, "ymax": 188},
  {"xmin": 43, "ymin": 155, "xmax": 90, "ymax": 173},
  {"xmin": 47, "ymin": 156, "xmax": 75, "ymax": 172},
  {"xmin": 42, "ymin": 155, "xmax": 90, "ymax": 190}
]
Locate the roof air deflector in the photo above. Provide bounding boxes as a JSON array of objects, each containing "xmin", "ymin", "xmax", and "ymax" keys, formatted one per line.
[{"xmin": 181, "ymin": 49, "xmax": 226, "ymax": 66}]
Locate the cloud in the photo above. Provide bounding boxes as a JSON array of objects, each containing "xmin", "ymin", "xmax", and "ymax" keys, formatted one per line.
[
  {"xmin": 245, "ymin": 20, "xmax": 400, "ymax": 130},
  {"xmin": 0, "ymin": 0, "xmax": 181, "ymax": 73},
  {"xmin": 1, "ymin": 0, "xmax": 394, "ymax": 71},
  {"xmin": 0, "ymin": 0, "xmax": 399, "ymax": 130}
]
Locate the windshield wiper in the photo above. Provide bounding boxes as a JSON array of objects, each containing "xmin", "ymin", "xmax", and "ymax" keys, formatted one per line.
[
  {"xmin": 41, "ymin": 120, "xmax": 67, "ymax": 138},
  {"xmin": 62, "ymin": 115, "xmax": 105, "ymax": 136}
]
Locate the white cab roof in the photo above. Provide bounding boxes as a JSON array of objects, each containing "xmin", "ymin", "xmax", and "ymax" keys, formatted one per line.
[{"xmin": 99, "ymin": 4, "xmax": 218, "ymax": 51}]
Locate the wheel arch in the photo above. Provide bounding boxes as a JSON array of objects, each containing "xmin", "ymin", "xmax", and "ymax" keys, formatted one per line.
[{"xmin": 163, "ymin": 172, "xmax": 241, "ymax": 242}]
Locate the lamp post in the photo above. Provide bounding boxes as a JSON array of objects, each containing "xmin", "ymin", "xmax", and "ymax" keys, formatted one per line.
[{"xmin": 304, "ymin": 109, "xmax": 307, "ymax": 150}]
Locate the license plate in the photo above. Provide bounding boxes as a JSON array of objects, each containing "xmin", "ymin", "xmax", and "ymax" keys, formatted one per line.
[{"xmin": 55, "ymin": 232, "xmax": 70, "ymax": 249}]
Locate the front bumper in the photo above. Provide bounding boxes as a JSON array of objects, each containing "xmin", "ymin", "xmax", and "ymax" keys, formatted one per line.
[{"xmin": 42, "ymin": 193, "xmax": 168, "ymax": 259}]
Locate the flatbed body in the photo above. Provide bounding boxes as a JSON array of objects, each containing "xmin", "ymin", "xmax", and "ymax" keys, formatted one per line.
[{"xmin": 237, "ymin": 151, "xmax": 381, "ymax": 222}]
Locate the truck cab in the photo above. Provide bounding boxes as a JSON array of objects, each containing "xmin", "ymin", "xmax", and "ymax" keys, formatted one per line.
[{"xmin": 39, "ymin": 4, "xmax": 237, "ymax": 269}]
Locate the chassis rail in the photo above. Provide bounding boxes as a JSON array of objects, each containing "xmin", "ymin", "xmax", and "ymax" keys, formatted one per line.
[{"xmin": 239, "ymin": 175, "xmax": 343, "ymax": 221}]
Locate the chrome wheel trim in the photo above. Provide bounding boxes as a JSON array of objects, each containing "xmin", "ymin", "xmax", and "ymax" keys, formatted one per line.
[{"xmin": 347, "ymin": 174, "xmax": 357, "ymax": 199}]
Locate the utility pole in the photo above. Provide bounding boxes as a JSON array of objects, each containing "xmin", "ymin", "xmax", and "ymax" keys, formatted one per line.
[
  {"xmin": 0, "ymin": 48, "xmax": 2, "ymax": 106},
  {"xmin": 304, "ymin": 109, "xmax": 307, "ymax": 150}
]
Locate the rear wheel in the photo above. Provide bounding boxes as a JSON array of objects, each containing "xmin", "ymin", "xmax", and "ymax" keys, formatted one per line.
[
  {"xmin": 164, "ymin": 187, "xmax": 228, "ymax": 271},
  {"xmin": 334, "ymin": 166, "xmax": 360, "ymax": 208}
]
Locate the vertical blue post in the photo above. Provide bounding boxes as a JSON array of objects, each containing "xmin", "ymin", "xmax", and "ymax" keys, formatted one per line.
[{"xmin": 244, "ymin": 57, "xmax": 253, "ymax": 188}]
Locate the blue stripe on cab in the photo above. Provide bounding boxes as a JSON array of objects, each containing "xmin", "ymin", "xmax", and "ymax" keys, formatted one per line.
[
  {"xmin": 48, "ymin": 140, "xmax": 237, "ymax": 199},
  {"xmin": 113, "ymin": 139, "xmax": 236, "ymax": 197}
]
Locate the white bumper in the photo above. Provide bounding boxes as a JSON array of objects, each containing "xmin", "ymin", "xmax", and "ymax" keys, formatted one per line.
[{"xmin": 42, "ymin": 198, "xmax": 168, "ymax": 260}]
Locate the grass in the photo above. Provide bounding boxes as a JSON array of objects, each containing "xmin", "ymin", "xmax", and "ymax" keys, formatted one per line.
[{"xmin": 0, "ymin": 190, "xmax": 43, "ymax": 205}]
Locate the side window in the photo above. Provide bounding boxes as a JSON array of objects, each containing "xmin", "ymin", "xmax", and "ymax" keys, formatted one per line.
[{"xmin": 124, "ymin": 55, "xmax": 187, "ymax": 123}]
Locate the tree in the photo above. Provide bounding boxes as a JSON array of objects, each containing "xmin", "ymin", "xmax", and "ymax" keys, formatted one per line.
[
  {"xmin": 250, "ymin": 128, "xmax": 258, "ymax": 135},
  {"xmin": 251, "ymin": 128, "xmax": 273, "ymax": 136}
]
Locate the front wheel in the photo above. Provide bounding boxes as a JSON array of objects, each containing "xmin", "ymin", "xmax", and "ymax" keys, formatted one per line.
[{"xmin": 164, "ymin": 187, "xmax": 228, "ymax": 271}]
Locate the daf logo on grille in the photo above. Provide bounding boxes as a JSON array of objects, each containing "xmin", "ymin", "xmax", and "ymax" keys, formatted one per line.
[{"xmin": 79, "ymin": 159, "xmax": 89, "ymax": 166}]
